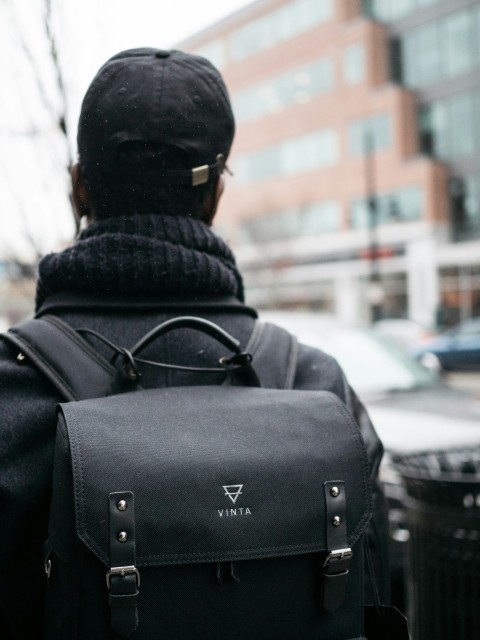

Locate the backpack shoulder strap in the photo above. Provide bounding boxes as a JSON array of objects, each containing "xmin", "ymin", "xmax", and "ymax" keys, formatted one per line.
[
  {"xmin": 1, "ymin": 314, "xmax": 116, "ymax": 401},
  {"xmin": 245, "ymin": 322, "xmax": 298, "ymax": 390},
  {"xmin": 1, "ymin": 316, "xmax": 298, "ymax": 398}
]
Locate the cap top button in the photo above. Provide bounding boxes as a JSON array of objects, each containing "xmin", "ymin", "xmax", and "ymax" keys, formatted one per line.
[{"xmin": 155, "ymin": 50, "xmax": 170, "ymax": 59}]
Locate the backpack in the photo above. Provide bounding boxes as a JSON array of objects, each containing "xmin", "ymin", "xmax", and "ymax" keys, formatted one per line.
[{"xmin": 4, "ymin": 314, "xmax": 377, "ymax": 640}]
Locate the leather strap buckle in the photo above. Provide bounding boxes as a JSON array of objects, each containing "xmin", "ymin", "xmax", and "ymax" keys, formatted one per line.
[
  {"xmin": 322, "ymin": 480, "xmax": 350, "ymax": 612},
  {"xmin": 323, "ymin": 547, "xmax": 352, "ymax": 569},
  {"xmin": 106, "ymin": 566, "xmax": 141, "ymax": 590}
]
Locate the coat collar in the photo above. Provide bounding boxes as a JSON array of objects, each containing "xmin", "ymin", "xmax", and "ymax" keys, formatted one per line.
[{"xmin": 36, "ymin": 292, "xmax": 258, "ymax": 319}]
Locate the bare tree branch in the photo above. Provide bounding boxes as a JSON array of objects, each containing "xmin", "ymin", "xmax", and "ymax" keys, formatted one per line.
[
  {"xmin": 43, "ymin": 0, "xmax": 78, "ymax": 232},
  {"xmin": 1, "ymin": 0, "xmax": 78, "ymax": 266}
]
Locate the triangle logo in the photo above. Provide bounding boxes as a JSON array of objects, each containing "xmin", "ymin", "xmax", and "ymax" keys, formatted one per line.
[{"xmin": 222, "ymin": 484, "xmax": 243, "ymax": 504}]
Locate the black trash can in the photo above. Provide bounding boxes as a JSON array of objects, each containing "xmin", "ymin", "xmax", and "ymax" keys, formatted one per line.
[{"xmin": 392, "ymin": 449, "xmax": 480, "ymax": 640}]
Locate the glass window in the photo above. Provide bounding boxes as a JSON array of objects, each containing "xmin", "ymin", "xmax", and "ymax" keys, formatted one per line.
[
  {"xmin": 400, "ymin": 5, "xmax": 480, "ymax": 88},
  {"xmin": 420, "ymin": 89, "xmax": 480, "ymax": 162},
  {"xmin": 389, "ymin": 0, "xmax": 415, "ymax": 20},
  {"xmin": 401, "ymin": 31, "xmax": 419, "ymax": 87},
  {"xmin": 476, "ymin": 6, "xmax": 480, "ymax": 66},
  {"xmin": 300, "ymin": 201, "xmax": 341, "ymax": 235},
  {"xmin": 343, "ymin": 44, "xmax": 365, "ymax": 85},
  {"xmin": 229, "ymin": 0, "xmax": 333, "ymax": 62},
  {"xmin": 442, "ymin": 9, "xmax": 473, "ymax": 77},
  {"xmin": 239, "ymin": 200, "xmax": 341, "ymax": 244},
  {"xmin": 416, "ymin": 22, "xmax": 441, "ymax": 86},
  {"xmin": 350, "ymin": 186, "xmax": 423, "ymax": 228},
  {"xmin": 348, "ymin": 113, "xmax": 391, "ymax": 156},
  {"xmin": 465, "ymin": 175, "xmax": 480, "ymax": 231},
  {"xmin": 449, "ymin": 92, "xmax": 475, "ymax": 158},
  {"xmin": 363, "ymin": 0, "xmax": 441, "ymax": 22},
  {"xmin": 234, "ymin": 128, "xmax": 339, "ymax": 184},
  {"xmin": 474, "ymin": 88, "xmax": 480, "ymax": 151},
  {"xmin": 233, "ymin": 58, "xmax": 334, "ymax": 124},
  {"xmin": 350, "ymin": 199, "xmax": 370, "ymax": 229},
  {"xmin": 430, "ymin": 101, "xmax": 449, "ymax": 158}
]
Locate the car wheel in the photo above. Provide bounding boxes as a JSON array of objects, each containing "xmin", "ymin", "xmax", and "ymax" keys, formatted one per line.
[{"xmin": 419, "ymin": 351, "xmax": 443, "ymax": 375}]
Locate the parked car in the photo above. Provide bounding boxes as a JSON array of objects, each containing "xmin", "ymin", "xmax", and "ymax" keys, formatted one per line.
[
  {"xmin": 261, "ymin": 312, "xmax": 480, "ymax": 609},
  {"xmin": 261, "ymin": 312, "xmax": 480, "ymax": 452},
  {"xmin": 412, "ymin": 317, "xmax": 480, "ymax": 372},
  {"xmin": 373, "ymin": 318, "xmax": 436, "ymax": 351}
]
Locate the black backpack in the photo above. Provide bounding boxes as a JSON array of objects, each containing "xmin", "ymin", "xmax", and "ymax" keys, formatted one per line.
[{"xmin": 4, "ymin": 314, "xmax": 392, "ymax": 640}]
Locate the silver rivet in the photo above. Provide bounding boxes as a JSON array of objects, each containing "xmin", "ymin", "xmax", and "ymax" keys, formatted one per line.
[
  {"xmin": 117, "ymin": 500, "xmax": 128, "ymax": 511},
  {"xmin": 330, "ymin": 486, "xmax": 340, "ymax": 497},
  {"xmin": 117, "ymin": 531, "xmax": 128, "ymax": 543},
  {"xmin": 332, "ymin": 516, "xmax": 341, "ymax": 527},
  {"xmin": 17, "ymin": 353, "xmax": 25, "ymax": 362}
]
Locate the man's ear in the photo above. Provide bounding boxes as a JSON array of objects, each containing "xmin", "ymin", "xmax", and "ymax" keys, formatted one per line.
[
  {"xmin": 71, "ymin": 163, "xmax": 93, "ymax": 221},
  {"xmin": 201, "ymin": 176, "xmax": 224, "ymax": 226}
]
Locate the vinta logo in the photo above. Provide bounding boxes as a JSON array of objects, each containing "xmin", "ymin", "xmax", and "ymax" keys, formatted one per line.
[{"xmin": 218, "ymin": 484, "xmax": 252, "ymax": 517}]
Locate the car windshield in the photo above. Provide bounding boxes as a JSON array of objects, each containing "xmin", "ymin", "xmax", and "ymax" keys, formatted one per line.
[{"xmin": 262, "ymin": 314, "xmax": 437, "ymax": 395}]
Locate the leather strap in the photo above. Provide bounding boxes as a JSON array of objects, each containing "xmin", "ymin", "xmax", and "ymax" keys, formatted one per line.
[
  {"xmin": 1, "ymin": 315, "xmax": 116, "ymax": 401},
  {"xmin": 322, "ymin": 481, "xmax": 352, "ymax": 613},
  {"xmin": 108, "ymin": 492, "xmax": 139, "ymax": 637}
]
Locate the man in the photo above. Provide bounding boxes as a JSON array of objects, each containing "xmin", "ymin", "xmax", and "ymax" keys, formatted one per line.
[{"xmin": 0, "ymin": 48, "xmax": 389, "ymax": 638}]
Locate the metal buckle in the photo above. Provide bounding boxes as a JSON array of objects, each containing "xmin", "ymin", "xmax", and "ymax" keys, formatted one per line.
[
  {"xmin": 323, "ymin": 547, "xmax": 352, "ymax": 568},
  {"xmin": 192, "ymin": 164, "xmax": 209, "ymax": 186},
  {"xmin": 106, "ymin": 565, "xmax": 141, "ymax": 589},
  {"xmin": 44, "ymin": 557, "xmax": 52, "ymax": 578}
]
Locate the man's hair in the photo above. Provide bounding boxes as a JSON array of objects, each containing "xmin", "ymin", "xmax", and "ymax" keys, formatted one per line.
[{"xmin": 81, "ymin": 142, "xmax": 215, "ymax": 219}]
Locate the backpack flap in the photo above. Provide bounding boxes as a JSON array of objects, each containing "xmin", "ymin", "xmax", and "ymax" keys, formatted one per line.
[{"xmin": 51, "ymin": 386, "xmax": 373, "ymax": 635}]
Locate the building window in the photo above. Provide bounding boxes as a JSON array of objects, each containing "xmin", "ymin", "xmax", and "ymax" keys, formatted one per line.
[
  {"xmin": 348, "ymin": 113, "xmax": 391, "ymax": 156},
  {"xmin": 233, "ymin": 58, "xmax": 334, "ymax": 123},
  {"xmin": 343, "ymin": 43, "xmax": 365, "ymax": 85},
  {"xmin": 229, "ymin": 0, "xmax": 333, "ymax": 62},
  {"xmin": 439, "ymin": 265, "xmax": 480, "ymax": 327},
  {"xmin": 363, "ymin": 0, "xmax": 441, "ymax": 22},
  {"xmin": 449, "ymin": 175, "xmax": 480, "ymax": 242},
  {"xmin": 350, "ymin": 186, "xmax": 423, "ymax": 228},
  {"xmin": 465, "ymin": 176, "xmax": 480, "ymax": 233},
  {"xmin": 239, "ymin": 200, "xmax": 341, "ymax": 244},
  {"xmin": 401, "ymin": 5, "xmax": 480, "ymax": 89},
  {"xmin": 234, "ymin": 129, "xmax": 339, "ymax": 184},
  {"xmin": 420, "ymin": 88, "xmax": 480, "ymax": 161},
  {"xmin": 443, "ymin": 10, "xmax": 472, "ymax": 77}
]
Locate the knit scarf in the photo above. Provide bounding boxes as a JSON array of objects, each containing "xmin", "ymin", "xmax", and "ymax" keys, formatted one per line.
[{"xmin": 35, "ymin": 214, "xmax": 244, "ymax": 310}]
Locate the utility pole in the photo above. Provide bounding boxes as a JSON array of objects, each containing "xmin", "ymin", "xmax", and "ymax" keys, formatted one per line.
[{"xmin": 364, "ymin": 131, "xmax": 383, "ymax": 323}]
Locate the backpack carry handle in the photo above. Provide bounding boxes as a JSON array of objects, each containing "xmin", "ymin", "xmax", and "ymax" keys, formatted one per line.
[
  {"xmin": 129, "ymin": 316, "xmax": 243, "ymax": 357},
  {"xmin": 127, "ymin": 316, "xmax": 261, "ymax": 388}
]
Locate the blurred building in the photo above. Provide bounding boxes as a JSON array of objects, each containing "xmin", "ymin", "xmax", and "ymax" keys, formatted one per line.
[
  {"xmin": 0, "ymin": 260, "xmax": 36, "ymax": 323},
  {"xmin": 180, "ymin": 0, "xmax": 480, "ymax": 327}
]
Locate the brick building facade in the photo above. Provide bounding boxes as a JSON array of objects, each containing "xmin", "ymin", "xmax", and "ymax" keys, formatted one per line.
[{"xmin": 180, "ymin": 0, "xmax": 480, "ymax": 327}]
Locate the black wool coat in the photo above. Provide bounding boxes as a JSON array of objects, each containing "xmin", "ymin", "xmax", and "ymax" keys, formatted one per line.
[{"xmin": 0, "ymin": 292, "xmax": 389, "ymax": 639}]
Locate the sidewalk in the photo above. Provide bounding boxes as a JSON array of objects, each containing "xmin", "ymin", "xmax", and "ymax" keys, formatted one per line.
[{"xmin": 446, "ymin": 372, "xmax": 480, "ymax": 399}]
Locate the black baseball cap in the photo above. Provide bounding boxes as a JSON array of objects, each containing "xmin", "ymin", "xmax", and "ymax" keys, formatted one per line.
[{"xmin": 77, "ymin": 48, "xmax": 235, "ymax": 187}]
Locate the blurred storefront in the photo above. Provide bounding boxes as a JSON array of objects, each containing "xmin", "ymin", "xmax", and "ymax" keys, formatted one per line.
[{"xmin": 180, "ymin": 0, "xmax": 480, "ymax": 327}]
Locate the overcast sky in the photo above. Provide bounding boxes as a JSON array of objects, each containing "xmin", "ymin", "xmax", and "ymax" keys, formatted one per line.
[{"xmin": 0, "ymin": 0, "xmax": 252, "ymax": 260}]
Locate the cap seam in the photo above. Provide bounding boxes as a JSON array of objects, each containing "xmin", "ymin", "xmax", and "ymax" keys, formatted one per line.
[{"xmin": 155, "ymin": 52, "xmax": 167, "ymax": 140}]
